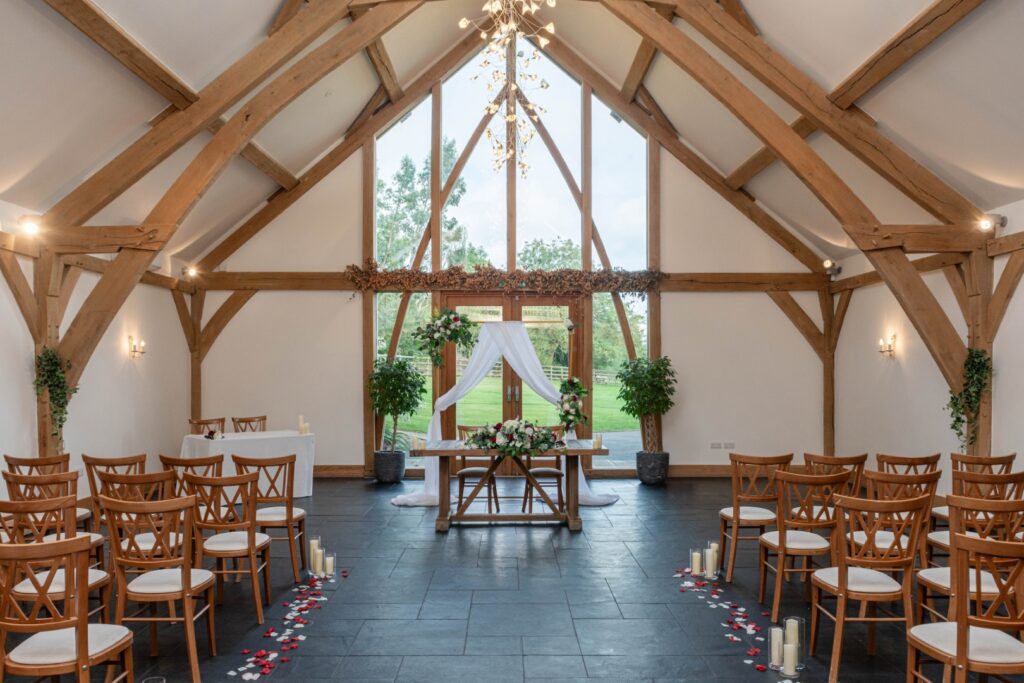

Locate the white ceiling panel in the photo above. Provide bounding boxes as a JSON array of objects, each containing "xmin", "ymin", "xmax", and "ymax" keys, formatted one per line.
[
  {"xmin": 383, "ymin": 0, "xmax": 480, "ymax": 87},
  {"xmin": 542, "ymin": 0, "xmax": 642, "ymax": 89}
]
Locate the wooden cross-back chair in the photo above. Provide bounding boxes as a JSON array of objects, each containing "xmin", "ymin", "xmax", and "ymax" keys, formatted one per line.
[
  {"xmin": 231, "ymin": 416, "xmax": 267, "ymax": 432},
  {"xmin": 759, "ymin": 468, "xmax": 851, "ymax": 622},
  {"xmin": 0, "ymin": 534, "xmax": 133, "ymax": 682},
  {"xmin": 810, "ymin": 493, "xmax": 930, "ymax": 683},
  {"xmin": 184, "ymin": 471, "xmax": 271, "ymax": 625},
  {"xmin": 160, "ymin": 454, "xmax": 224, "ymax": 497},
  {"xmin": 96, "ymin": 470, "xmax": 175, "ymax": 503},
  {"xmin": 189, "ymin": 418, "xmax": 226, "ymax": 435},
  {"xmin": 81, "ymin": 453, "xmax": 146, "ymax": 533},
  {"xmin": 232, "ymin": 454, "xmax": 306, "ymax": 583},
  {"xmin": 907, "ymin": 522, "xmax": 1024, "ymax": 682},
  {"xmin": 521, "ymin": 425, "xmax": 566, "ymax": 514},
  {"xmin": 0, "ymin": 495, "xmax": 112, "ymax": 622},
  {"xmin": 2, "ymin": 455, "xmax": 91, "ymax": 530},
  {"xmin": 918, "ymin": 496, "xmax": 1024, "ymax": 625},
  {"xmin": 933, "ymin": 453, "xmax": 1017, "ymax": 527},
  {"xmin": 719, "ymin": 452, "xmax": 793, "ymax": 583},
  {"xmin": 2, "ymin": 470, "xmax": 107, "ymax": 572},
  {"xmin": 926, "ymin": 470, "xmax": 1024, "ymax": 568},
  {"xmin": 456, "ymin": 425, "xmax": 501, "ymax": 514},
  {"xmin": 875, "ymin": 452, "xmax": 941, "ymax": 475},
  {"xmin": 803, "ymin": 453, "xmax": 868, "ymax": 497},
  {"xmin": 102, "ymin": 494, "xmax": 215, "ymax": 682}
]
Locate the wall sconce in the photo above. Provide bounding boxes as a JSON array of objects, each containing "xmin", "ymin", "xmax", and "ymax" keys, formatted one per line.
[
  {"xmin": 878, "ymin": 334, "xmax": 896, "ymax": 357},
  {"xmin": 128, "ymin": 336, "xmax": 146, "ymax": 359}
]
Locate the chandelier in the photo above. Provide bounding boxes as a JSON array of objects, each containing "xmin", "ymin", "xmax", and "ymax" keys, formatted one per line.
[{"xmin": 459, "ymin": 1, "xmax": 556, "ymax": 176}]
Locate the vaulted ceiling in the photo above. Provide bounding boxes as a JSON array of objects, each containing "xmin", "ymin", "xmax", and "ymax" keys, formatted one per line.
[{"xmin": 2, "ymin": 0, "xmax": 1021, "ymax": 267}]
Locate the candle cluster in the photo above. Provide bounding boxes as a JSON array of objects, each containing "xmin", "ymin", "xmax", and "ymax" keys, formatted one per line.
[
  {"xmin": 308, "ymin": 536, "xmax": 335, "ymax": 579},
  {"xmin": 298, "ymin": 415, "xmax": 310, "ymax": 435},
  {"xmin": 689, "ymin": 542, "xmax": 720, "ymax": 579},
  {"xmin": 770, "ymin": 616, "xmax": 804, "ymax": 675}
]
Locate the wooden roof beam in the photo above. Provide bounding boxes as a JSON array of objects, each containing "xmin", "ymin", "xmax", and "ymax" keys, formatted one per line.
[
  {"xmin": 717, "ymin": 0, "xmax": 988, "ymax": 193},
  {"xmin": 197, "ymin": 26, "xmax": 485, "ymax": 272},
  {"xmin": 602, "ymin": 0, "xmax": 966, "ymax": 389},
  {"xmin": 525, "ymin": 22, "xmax": 824, "ymax": 274},
  {"xmin": 269, "ymin": 0, "xmax": 307, "ymax": 35},
  {"xmin": 620, "ymin": 5, "xmax": 676, "ymax": 101},
  {"xmin": 829, "ymin": 252, "xmax": 965, "ymax": 293},
  {"xmin": 43, "ymin": 0, "xmax": 350, "ymax": 227},
  {"xmin": 352, "ymin": 7, "xmax": 405, "ymax": 101},
  {"xmin": 847, "ymin": 224, "xmax": 988, "ymax": 253}
]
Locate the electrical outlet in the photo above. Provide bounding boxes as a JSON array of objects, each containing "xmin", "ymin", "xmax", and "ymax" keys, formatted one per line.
[
  {"xmin": 724, "ymin": 442, "xmax": 735, "ymax": 449},
  {"xmin": 710, "ymin": 442, "xmax": 722, "ymax": 449}
]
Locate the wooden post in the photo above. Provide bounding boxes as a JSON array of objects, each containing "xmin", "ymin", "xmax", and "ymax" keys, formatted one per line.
[
  {"xmin": 581, "ymin": 84, "xmax": 593, "ymax": 272},
  {"xmin": 189, "ymin": 290, "xmax": 206, "ymax": 419},
  {"xmin": 362, "ymin": 140, "xmax": 378, "ymax": 476},
  {"xmin": 966, "ymin": 248, "xmax": 993, "ymax": 455},
  {"xmin": 506, "ymin": 35, "xmax": 517, "ymax": 271}
]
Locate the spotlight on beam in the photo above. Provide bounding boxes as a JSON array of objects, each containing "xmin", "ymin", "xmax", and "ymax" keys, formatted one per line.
[
  {"xmin": 182, "ymin": 266, "xmax": 198, "ymax": 279},
  {"xmin": 978, "ymin": 214, "xmax": 1006, "ymax": 232},
  {"xmin": 18, "ymin": 216, "xmax": 40, "ymax": 236},
  {"xmin": 822, "ymin": 258, "xmax": 842, "ymax": 279}
]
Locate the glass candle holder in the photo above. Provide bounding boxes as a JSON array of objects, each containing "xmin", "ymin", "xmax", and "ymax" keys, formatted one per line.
[
  {"xmin": 688, "ymin": 547, "xmax": 704, "ymax": 577},
  {"xmin": 782, "ymin": 615, "xmax": 806, "ymax": 675},
  {"xmin": 703, "ymin": 542, "xmax": 720, "ymax": 579},
  {"xmin": 308, "ymin": 536, "xmax": 322, "ymax": 577},
  {"xmin": 324, "ymin": 552, "xmax": 337, "ymax": 579}
]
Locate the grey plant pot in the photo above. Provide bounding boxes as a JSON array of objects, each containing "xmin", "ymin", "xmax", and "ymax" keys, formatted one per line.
[
  {"xmin": 636, "ymin": 451, "xmax": 669, "ymax": 485},
  {"xmin": 374, "ymin": 450, "xmax": 406, "ymax": 484}
]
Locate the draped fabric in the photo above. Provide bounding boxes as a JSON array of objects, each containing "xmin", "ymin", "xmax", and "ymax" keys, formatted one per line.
[{"xmin": 391, "ymin": 322, "xmax": 618, "ymax": 507}]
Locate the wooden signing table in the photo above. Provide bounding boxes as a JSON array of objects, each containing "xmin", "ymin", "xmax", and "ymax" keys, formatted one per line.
[{"xmin": 411, "ymin": 439, "xmax": 607, "ymax": 532}]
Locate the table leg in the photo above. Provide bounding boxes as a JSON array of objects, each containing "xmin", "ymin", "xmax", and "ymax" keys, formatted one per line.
[
  {"xmin": 436, "ymin": 456, "xmax": 451, "ymax": 532},
  {"xmin": 565, "ymin": 455, "xmax": 582, "ymax": 531}
]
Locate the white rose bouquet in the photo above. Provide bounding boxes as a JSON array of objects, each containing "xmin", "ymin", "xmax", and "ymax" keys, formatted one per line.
[
  {"xmin": 412, "ymin": 308, "xmax": 476, "ymax": 366},
  {"xmin": 557, "ymin": 377, "xmax": 588, "ymax": 432},
  {"xmin": 463, "ymin": 419, "xmax": 561, "ymax": 459}
]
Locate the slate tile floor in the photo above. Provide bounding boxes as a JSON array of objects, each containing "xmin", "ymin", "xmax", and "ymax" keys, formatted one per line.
[{"xmin": 15, "ymin": 478, "xmax": 1011, "ymax": 681}]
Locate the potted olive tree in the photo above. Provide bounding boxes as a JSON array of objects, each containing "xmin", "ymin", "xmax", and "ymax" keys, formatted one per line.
[
  {"xmin": 367, "ymin": 358, "xmax": 425, "ymax": 484},
  {"xmin": 617, "ymin": 356, "xmax": 677, "ymax": 485}
]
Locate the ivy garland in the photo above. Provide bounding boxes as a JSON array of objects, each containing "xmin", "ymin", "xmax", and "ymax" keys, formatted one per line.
[
  {"xmin": 345, "ymin": 260, "xmax": 665, "ymax": 297},
  {"xmin": 946, "ymin": 348, "xmax": 992, "ymax": 450},
  {"xmin": 34, "ymin": 347, "xmax": 77, "ymax": 444}
]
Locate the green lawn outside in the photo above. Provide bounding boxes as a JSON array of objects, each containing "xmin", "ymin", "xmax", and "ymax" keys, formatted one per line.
[{"xmin": 397, "ymin": 375, "xmax": 639, "ymax": 434}]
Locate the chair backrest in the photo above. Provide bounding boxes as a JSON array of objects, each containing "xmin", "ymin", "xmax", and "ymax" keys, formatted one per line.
[
  {"xmin": 3, "ymin": 453, "xmax": 70, "ymax": 475},
  {"xmin": 159, "ymin": 454, "xmax": 223, "ymax": 497},
  {"xmin": 524, "ymin": 426, "xmax": 565, "ymax": 469},
  {"xmin": 2, "ymin": 470, "xmax": 79, "ymax": 501},
  {"xmin": 189, "ymin": 418, "xmax": 226, "ymax": 435},
  {"xmin": 0, "ymin": 535, "xmax": 91, "ymax": 659},
  {"xmin": 102, "ymin": 495, "xmax": 194, "ymax": 574},
  {"xmin": 81, "ymin": 454, "xmax": 146, "ymax": 508},
  {"xmin": 875, "ymin": 453, "xmax": 941, "ymax": 475},
  {"xmin": 950, "ymin": 452, "xmax": 1016, "ymax": 475},
  {"xmin": 184, "ymin": 471, "xmax": 258, "ymax": 534},
  {"xmin": 232, "ymin": 416, "xmax": 267, "ymax": 433},
  {"xmin": 863, "ymin": 469, "xmax": 942, "ymax": 502},
  {"xmin": 231, "ymin": 454, "xmax": 295, "ymax": 507},
  {"xmin": 948, "ymin": 531, "xmax": 1024, "ymax": 668},
  {"xmin": 728, "ymin": 453, "xmax": 793, "ymax": 517},
  {"xmin": 457, "ymin": 425, "xmax": 492, "ymax": 469},
  {"xmin": 947, "ymin": 495, "xmax": 1024, "ymax": 543},
  {"xmin": 803, "ymin": 453, "xmax": 868, "ymax": 496},
  {"xmin": 775, "ymin": 469, "xmax": 851, "ymax": 533},
  {"xmin": 97, "ymin": 470, "xmax": 174, "ymax": 503},
  {"xmin": 834, "ymin": 493, "xmax": 930, "ymax": 574},
  {"xmin": 951, "ymin": 469, "xmax": 1024, "ymax": 502},
  {"xmin": 0, "ymin": 495, "xmax": 76, "ymax": 543}
]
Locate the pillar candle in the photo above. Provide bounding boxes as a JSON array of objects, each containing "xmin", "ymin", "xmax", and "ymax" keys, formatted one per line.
[
  {"xmin": 325, "ymin": 555, "xmax": 335, "ymax": 576},
  {"xmin": 785, "ymin": 617, "xmax": 800, "ymax": 646},
  {"xmin": 313, "ymin": 548, "xmax": 324, "ymax": 575},
  {"xmin": 309, "ymin": 538, "xmax": 320, "ymax": 557},
  {"xmin": 690, "ymin": 550, "xmax": 702, "ymax": 576},
  {"xmin": 770, "ymin": 627, "xmax": 783, "ymax": 668},
  {"xmin": 782, "ymin": 643, "xmax": 798, "ymax": 676},
  {"xmin": 710, "ymin": 543, "xmax": 720, "ymax": 573},
  {"xmin": 704, "ymin": 547, "xmax": 717, "ymax": 576}
]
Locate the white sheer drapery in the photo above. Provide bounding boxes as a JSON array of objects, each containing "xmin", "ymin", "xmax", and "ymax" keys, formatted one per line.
[{"xmin": 391, "ymin": 321, "xmax": 618, "ymax": 507}]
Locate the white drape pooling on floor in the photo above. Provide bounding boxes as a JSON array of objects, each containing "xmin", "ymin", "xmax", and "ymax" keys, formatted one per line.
[{"xmin": 391, "ymin": 321, "xmax": 618, "ymax": 507}]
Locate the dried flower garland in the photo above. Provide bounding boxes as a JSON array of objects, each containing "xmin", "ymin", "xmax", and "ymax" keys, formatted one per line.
[
  {"xmin": 412, "ymin": 308, "xmax": 476, "ymax": 366},
  {"xmin": 557, "ymin": 377, "xmax": 588, "ymax": 432},
  {"xmin": 463, "ymin": 419, "xmax": 562, "ymax": 459},
  {"xmin": 345, "ymin": 260, "xmax": 665, "ymax": 296}
]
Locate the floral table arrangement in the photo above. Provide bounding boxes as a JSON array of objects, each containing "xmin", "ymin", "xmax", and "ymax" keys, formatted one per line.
[
  {"xmin": 413, "ymin": 307, "xmax": 476, "ymax": 366},
  {"xmin": 463, "ymin": 419, "xmax": 562, "ymax": 459},
  {"xmin": 557, "ymin": 377, "xmax": 588, "ymax": 434}
]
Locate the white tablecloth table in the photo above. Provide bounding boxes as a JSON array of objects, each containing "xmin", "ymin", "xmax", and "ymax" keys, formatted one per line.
[{"xmin": 180, "ymin": 430, "xmax": 315, "ymax": 498}]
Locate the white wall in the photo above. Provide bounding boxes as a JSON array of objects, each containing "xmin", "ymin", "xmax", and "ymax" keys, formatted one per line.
[
  {"xmin": 203, "ymin": 152, "xmax": 365, "ymax": 468},
  {"xmin": 834, "ymin": 197, "xmax": 1024, "ymax": 493},
  {"xmin": 0, "ymin": 201, "xmax": 189, "ymax": 480},
  {"xmin": 659, "ymin": 149, "xmax": 827, "ymax": 466}
]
